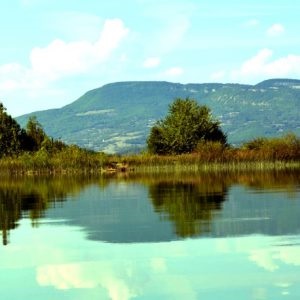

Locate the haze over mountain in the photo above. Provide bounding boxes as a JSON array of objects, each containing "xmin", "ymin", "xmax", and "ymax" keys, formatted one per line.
[{"xmin": 17, "ymin": 79, "xmax": 300, "ymax": 153}]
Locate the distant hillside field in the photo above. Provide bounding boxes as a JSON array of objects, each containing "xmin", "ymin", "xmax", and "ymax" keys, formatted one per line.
[{"xmin": 17, "ymin": 79, "xmax": 300, "ymax": 153}]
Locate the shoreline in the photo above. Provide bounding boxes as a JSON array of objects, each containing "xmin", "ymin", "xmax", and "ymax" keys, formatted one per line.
[{"xmin": 1, "ymin": 160, "xmax": 299, "ymax": 176}]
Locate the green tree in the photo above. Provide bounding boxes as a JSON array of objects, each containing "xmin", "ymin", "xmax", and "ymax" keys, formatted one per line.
[
  {"xmin": 26, "ymin": 116, "xmax": 46, "ymax": 151},
  {"xmin": 0, "ymin": 103, "xmax": 26, "ymax": 157},
  {"xmin": 147, "ymin": 98, "xmax": 227, "ymax": 154}
]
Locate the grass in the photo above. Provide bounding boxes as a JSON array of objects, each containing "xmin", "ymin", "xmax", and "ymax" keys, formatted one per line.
[
  {"xmin": 0, "ymin": 135, "xmax": 299, "ymax": 175},
  {"xmin": 0, "ymin": 146, "xmax": 108, "ymax": 175},
  {"xmin": 116, "ymin": 135, "xmax": 300, "ymax": 173},
  {"xmin": 117, "ymin": 154, "xmax": 300, "ymax": 174},
  {"xmin": 1, "ymin": 150, "xmax": 299, "ymax": 176}
]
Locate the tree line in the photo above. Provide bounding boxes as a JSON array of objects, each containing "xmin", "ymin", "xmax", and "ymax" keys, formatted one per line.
[{"xmin": 0, "ymin": 103, "xmax": 65, "ymax": 157}]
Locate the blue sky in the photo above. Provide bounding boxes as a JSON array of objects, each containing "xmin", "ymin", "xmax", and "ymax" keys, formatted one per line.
[{"xmin": 1, "ymin": 0, "xmax": 300, "ymax": 116}]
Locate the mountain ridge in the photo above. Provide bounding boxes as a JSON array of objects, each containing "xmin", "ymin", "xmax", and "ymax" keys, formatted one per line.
[{"xmin": 16, "ymin": 79, "xmax": 300, "ymax": 153}]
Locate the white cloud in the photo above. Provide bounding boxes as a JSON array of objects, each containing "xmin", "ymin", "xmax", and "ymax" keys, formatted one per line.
[
  {"xmin": 249, "ymin": 245, "xmax": 300, "ymax": 275},
  {"xmin": 0, "ymin": 63, "xmax": 44, "ymax": 91},
  {"xmin": 37, "ymin": 264, "xmax": 95, "ymax": 290},
  {"xmin": 0, "ymin": 19, "xmax": 129, "ymax": 90},
  {"xmin": 277, "ymin": 247, "xmax": 300, "ymax": 266},
  {"xmin": 0, "ymin": 64, "xmax": 22, "ymax": 91},
  {"xmin": 37, "ymin": 262, "xmax": 137, "ymax": 300},
  {"xmin": 164, "ymin": 67, "xmax": 183, "ymax": 77},
  {"xmin": 143, "ymin": 57, "xmax": 161, "ymax": 68},
  {"xmin": 249, "ymin": 249, "xmax": 278, "ymax": 272},
  {"xmin": 231, "ymin": 48, "xmax": 300, "ymax": 81},
  {"xmin": 30, "ymin": 19, "xmax": 129, "ymax": 80},
  {"xmin": 30, "ymin": 39, "xmax": 91, "ymax": 79},
  {"xmin": 0, "ymin": 18, "xmax": 129, "ymax": 116},
  {"xmin": 266, "ymin": 23, "xmax": 285, "ymax": 37},
  {"xmin": 232, "ymin": 48, "xmax": 273, "ymax": 77}
]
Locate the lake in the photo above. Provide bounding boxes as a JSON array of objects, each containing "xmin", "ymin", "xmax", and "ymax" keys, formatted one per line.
[{"xmin": 0, "ymin": 170, "xmax": 300, "ymax": 299}]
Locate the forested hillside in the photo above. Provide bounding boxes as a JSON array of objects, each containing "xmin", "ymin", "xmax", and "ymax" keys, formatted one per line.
[{"xmin": 17, "ymin": 79, "xmax": 300, "ymax": 153}]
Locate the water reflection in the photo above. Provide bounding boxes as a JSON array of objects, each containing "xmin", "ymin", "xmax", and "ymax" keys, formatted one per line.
[
  {"xmin": 148, "ymin": 181, "xmax": 227, "ymax": 237},
  {"xmin": 0, "ymin": 170, "xmax": 299, "ymax": 245},
  {"xmin": 1, "ymin": 171, "xmax": 300, "ymax": 300},
  {"xmin": 0, "ymin": 176, "xmax": 97, "ymax": 245},
  {"xmin": 2, "ymin": 219, "xmax": 300, "ymax": 299}
]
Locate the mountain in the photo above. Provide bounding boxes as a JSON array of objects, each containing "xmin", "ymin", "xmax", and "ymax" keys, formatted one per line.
[{"xmin": 16, "ymin": 79, "xmax": 300, "ymax": 153}]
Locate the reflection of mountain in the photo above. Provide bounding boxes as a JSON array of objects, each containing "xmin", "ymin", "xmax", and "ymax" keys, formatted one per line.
[
  {"xmin": 43, "ymin": 171, "xmax": 300, "ymax": 243},
  {"xmin": 45, "ymin": 182, "xmax": 180, "ymax": 243},
  {"xmin": 0, "ymin": 171, "xmax": 300, "ymax": 245},
  {"xmin": 213, "ymin": 185, "xmax": 300, "ymax": 237},
  {"xmin": 149, "ymin": 182, "xmax": 227, "ymax": 237}
]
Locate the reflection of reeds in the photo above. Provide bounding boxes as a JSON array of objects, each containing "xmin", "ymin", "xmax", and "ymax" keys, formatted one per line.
[
  {"xmin": 1, "ymin": 169, "xmax": 299, "ymax": 245},
  {"xmin": 104, "ymin": 169, "xmax": 300, "ymax": 192},
  {"xmin": 132, "ymin": 159, "xmax": 300, "ymax": 173}
]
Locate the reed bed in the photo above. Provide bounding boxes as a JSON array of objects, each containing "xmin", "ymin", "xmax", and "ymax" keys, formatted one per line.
[
  {"xmin": 121, "ymin": 157, "xmax": 300, "ymax": 174},
  {"xmin": 0, "ymin": 135, "xmax": 299, "ymax": 175},
  {"xmin": 0, "ymin": 147, "xmax": 108, "ymax": 175},
  {"xmin": 1, "ymin": 151, "xmax": 299, "ymax": 175},
  {"xmin": 118, "ymin": 136, "xmax": 300, "ymax": 173}
]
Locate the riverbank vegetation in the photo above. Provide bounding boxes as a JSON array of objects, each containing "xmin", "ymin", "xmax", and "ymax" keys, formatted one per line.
[
  {"xmin": 115, "ymin": 134, "xmax": 300, "ymax": 173},
  {"xmin": 0, "ymin": 100, "xmax": 299, "ymax": 175},
  {"xmin": 1, "ymin": 136, "xmax": 299, "ymax": 175},
  {"xmin": 115, "ymin": 97, "xmax": 300, "ymax": 172}
]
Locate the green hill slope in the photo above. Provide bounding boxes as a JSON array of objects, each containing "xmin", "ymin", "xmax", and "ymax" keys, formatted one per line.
[{"xmin": 17, "ymin": 79, "xmax": 300, "ymax": 153}]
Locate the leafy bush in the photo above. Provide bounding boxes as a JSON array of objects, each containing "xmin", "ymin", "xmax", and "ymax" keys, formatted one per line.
[{"xmin": 147, "ymin": 98, "xmax": 227, "ymax": 154}]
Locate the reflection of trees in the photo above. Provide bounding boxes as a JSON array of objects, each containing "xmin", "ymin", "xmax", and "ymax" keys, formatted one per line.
[
  {"xmin": 140, "ymin": 170, "xmax": 300, "ymax": 239},
  {"xmin": 149, "ymin": 181, "xmax": 227, "ymax": 238},
  {"xmin": 0, "ymin": 189, "xmax": 21, "ymax": 245},
  {"xmin": 1, "ymin": 170, "xmax": 299, "ymax": 245},
  {"xmin": 0, "ymin": 176, "xmax": 95, "ymax": 245}
]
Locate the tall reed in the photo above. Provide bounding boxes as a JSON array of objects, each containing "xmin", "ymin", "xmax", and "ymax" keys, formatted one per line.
[{"xmin": 0, "ymin": 134, "xmax": 299, "ymax": 175}]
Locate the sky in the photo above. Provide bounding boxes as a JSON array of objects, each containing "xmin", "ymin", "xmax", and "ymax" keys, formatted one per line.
[{"xmin": 0, "ymin": 0, "xmax": 300, "ymax": 116}]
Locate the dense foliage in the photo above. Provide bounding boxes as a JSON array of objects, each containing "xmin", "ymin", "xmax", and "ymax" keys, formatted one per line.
[
  {"xmin": 0, "ymin": 103, "xmax": 27, "ymax": 156},
  {"xmin": 0, "ymin": 103, "xmax": 108, "ymax": 174},
  {"xmin": 25, "ymin": 116, "xmax": 47, "ymax": 151},
  {"xmin": 0, "ymin": 103, "xmax": 66, "ymax": 157},
  {"xmin": 147, "ymin": 98, "xmax": 226, "ymax": 154},
  {"xmin": 240, "ymin": 133, "xmax": 300, "ymax": 161}
]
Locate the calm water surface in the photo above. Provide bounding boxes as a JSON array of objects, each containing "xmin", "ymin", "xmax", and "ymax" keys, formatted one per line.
[{"xmin": 0, "ymin": 171, "xmax": 300, "ymax": 299}]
